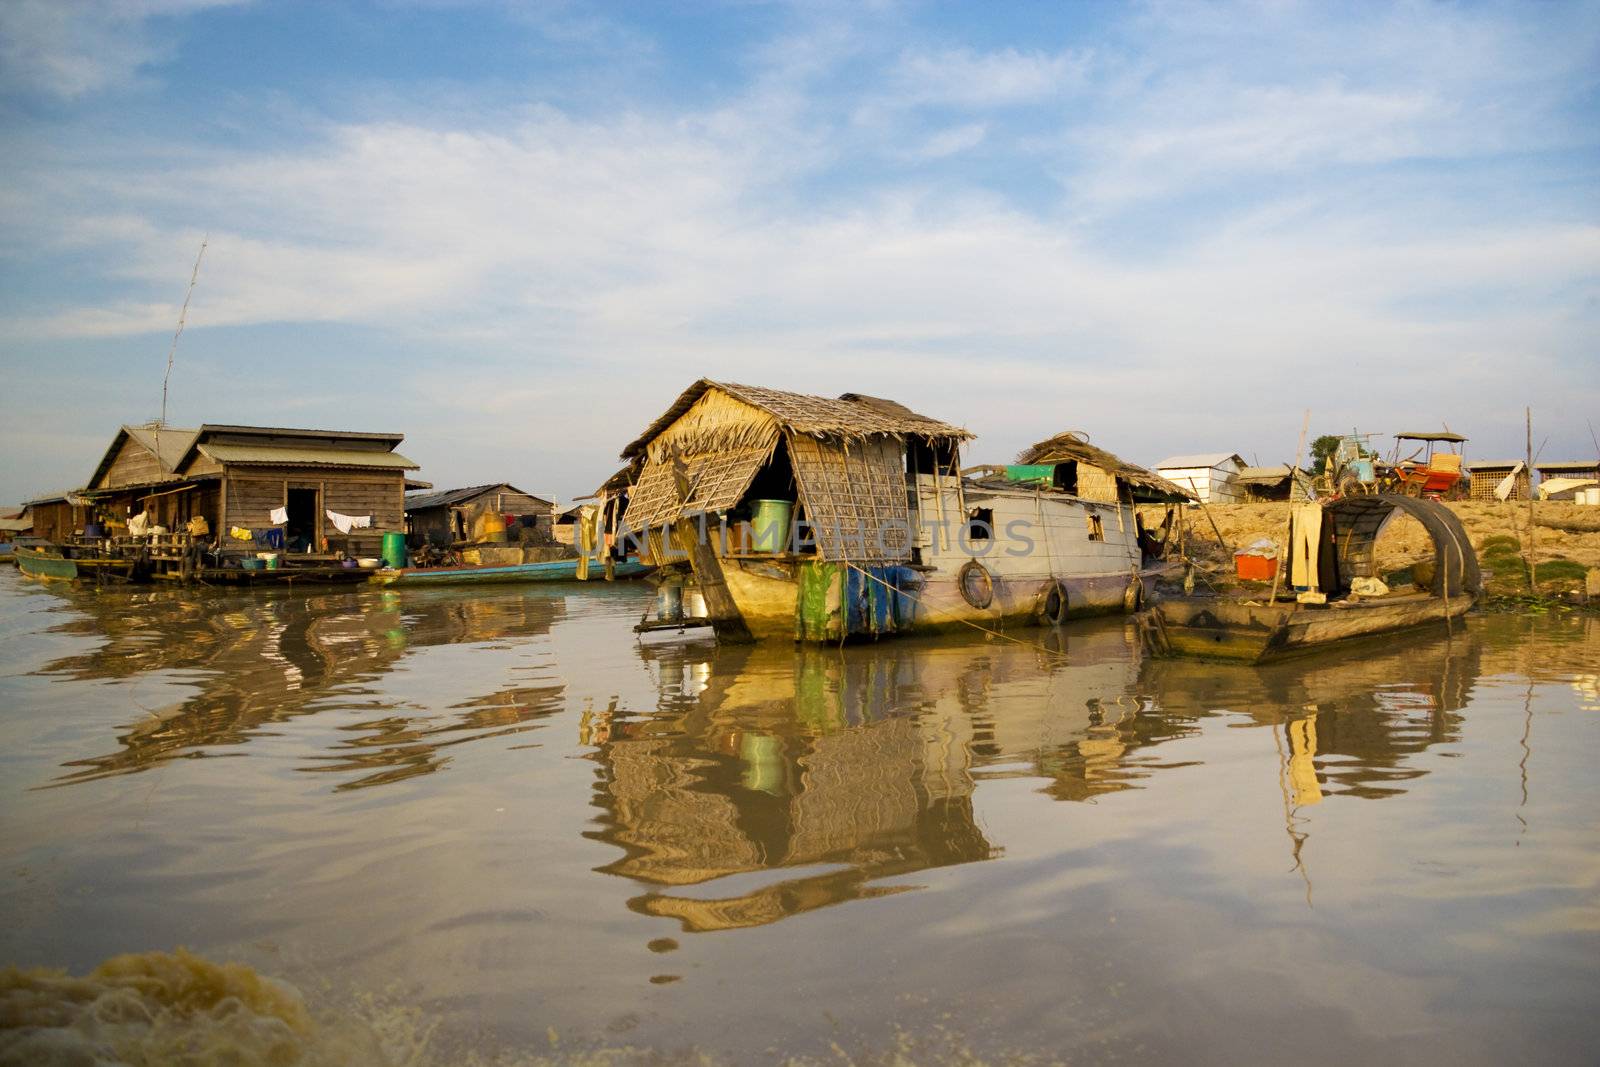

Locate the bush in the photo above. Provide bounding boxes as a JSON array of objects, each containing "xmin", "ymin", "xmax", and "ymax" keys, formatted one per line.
[
  {"xmin": 1534, "ymin": 558, "xmax": 1588, "ymax": 582},
  {"xmin": 1479, "ymin": 534, "xmax": 1520, "ymax": 555}
]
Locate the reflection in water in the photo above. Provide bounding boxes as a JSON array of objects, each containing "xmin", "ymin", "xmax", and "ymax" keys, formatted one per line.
[
  {"xmin": 29, "ymin": 585, "xmax": 570, "ymax": 790},
  {"xmin": 580, "ymin": 620, "xmax": 1508, "ymax": 932},
  {"xmin": 5, "ymin": 573, "xmax": 1599, "ymax": 1063}
]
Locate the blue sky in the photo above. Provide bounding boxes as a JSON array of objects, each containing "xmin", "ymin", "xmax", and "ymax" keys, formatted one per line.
[{"xmin": 1, "ymin": 0, "xmax": 1596, "ymax": 505}]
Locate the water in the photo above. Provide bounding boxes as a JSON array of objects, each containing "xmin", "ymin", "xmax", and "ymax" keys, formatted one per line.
[{"xmin": 1, "ymin": 568, "xmax": 1597, "ymax": 1064}]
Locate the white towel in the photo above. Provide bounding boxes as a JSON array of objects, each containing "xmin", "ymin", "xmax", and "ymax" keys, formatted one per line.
[
  {"xmin": 270, "ymin": 506, "xmax": 289, "ymax": 525},
  {"xmin": 325, "ymin": 510, "xmax": 372, "ymax": 534},
  {"xmin": 127, "ymin": 510, "xmax": 150, "ymax": 536}
]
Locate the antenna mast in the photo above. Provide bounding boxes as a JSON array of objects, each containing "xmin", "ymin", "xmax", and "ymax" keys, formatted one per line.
[{"xmin": 161, "ymin": 234, "xmax": 208, "ymax": 428}]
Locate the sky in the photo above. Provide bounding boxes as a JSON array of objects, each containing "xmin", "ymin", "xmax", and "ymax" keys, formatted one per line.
[{"xmin": 1, "ymin": 0, "xmax": 1596, "ymax": 506}]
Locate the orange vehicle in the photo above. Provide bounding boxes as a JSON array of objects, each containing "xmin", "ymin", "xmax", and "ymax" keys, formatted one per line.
[{"xmin": 1388, "ymin": 431, "xmax": 1467, "ymax": 498}]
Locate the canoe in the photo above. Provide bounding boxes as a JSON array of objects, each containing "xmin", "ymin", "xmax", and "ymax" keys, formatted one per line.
[
  {"xmin": 371, "ymin": 558, "xmax": 652, "ymax": 587},
  {"xmin": 15, "ymin": 547, "xmax": 80, "ymax": 581},
  {"xmin": 1135, "ymin": 592, "xmax": 1476, "ymax": 663}
]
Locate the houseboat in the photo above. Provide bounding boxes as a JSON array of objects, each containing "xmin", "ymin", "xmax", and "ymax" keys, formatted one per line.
[{"xmin": 619, "ymin": 380, "xmax": 1192, "ymax": 643}]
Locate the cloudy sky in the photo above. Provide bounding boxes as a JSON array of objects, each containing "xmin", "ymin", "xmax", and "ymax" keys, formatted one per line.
[{"xmin": 1, "ymin": 0, "xmax": 1596, "ymax": 505}]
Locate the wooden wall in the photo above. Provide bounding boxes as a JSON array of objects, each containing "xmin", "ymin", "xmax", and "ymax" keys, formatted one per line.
[
  {"xmin": 98, "ymin": 435, "xmax": 178, "ymax": 491},
  {"xmin": 1469, "ymin": 470, "xmax": 1527, "ymax": 501},
  {"xmin": 28, "ymin": 501, "xmax": 85, "ymax": 541},
  {"xmin": 221, "ymin": 468, "xmax": 405, "ymax": 556}
]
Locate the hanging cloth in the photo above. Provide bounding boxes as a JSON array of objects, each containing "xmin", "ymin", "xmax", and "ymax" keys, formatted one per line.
[
  {"xmin": 576, "ymin": 505, "xmax": 601, "ymax": 581},
  {"xmin": 230, "ymin": 526, "xmax": 254, "ymax": 541},
  {"xmin": 127, "ymin": 511, "xmax": 151, "ymax": 536},
  {"xmin": 325, "ymin": 510, "xmax": 372, "ymax": 534},
  {"xmin": 269, "ymin": 505, "xmax": 289, "ymax": 525},
  {"xmin": 1289, "ymin": 503, "xmax": 1322, "ymax": 592}
]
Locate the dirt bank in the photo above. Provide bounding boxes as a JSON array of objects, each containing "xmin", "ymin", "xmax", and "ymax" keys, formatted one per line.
[{"xmin": 1152, "ymin": 500, "xmax": 1600, "ymax": 604}]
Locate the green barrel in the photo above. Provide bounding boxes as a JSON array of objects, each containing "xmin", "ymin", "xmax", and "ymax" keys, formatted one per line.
[
  {"xmin": 381, "ymin": 531, "xmax": 407, "ymax": 569},
  {"xmin": 751, "ymin": 499, "xmax": 793, "ymax": 553}
]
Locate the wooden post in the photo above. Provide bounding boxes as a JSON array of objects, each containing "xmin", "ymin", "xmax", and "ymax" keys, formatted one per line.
[
  {"xmin": 672, "ymin": 459, "xmax": 752, "ymax": 642},
  {"xmin": 1269, "ymin": 410, "xmax": 1312, "ymax": 604}
]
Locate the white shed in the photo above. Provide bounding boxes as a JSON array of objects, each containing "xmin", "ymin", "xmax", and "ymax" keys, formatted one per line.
[{"xmin": 1153, "ymin": 453, "xmax": 1247, "ymax": 504}]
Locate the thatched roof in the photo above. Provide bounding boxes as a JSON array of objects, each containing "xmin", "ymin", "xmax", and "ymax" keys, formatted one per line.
[
  {"xmin": 621, "ymin": 379, "xmax": 970, "ymax": 459},
  {"xmin": 1017, "ymin": 431, "xmax": 1194, "ymax": 502}
]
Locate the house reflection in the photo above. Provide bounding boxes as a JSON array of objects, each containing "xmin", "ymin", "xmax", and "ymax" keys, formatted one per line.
[
  {"xmin": 34, "ymin": 585, "xmax": 570, "ymax": 789},
  {"xmin": 587, "ymin": 619, "xmax": 1491, "ymax": 931}
]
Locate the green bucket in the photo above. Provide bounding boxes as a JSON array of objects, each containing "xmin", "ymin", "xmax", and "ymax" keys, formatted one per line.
[
  {"xmin": 750, "ymin": 499, "xmax": 793, "ymax": 554},
  {"xmin": 381, "ymin": 531, "xmax": 407, "ymax": 569}
]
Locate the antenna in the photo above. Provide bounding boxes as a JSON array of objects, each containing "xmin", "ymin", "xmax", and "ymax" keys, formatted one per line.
[{"xmin": 160, "ymin": 234, "xmax": 208, "ymax": 429}]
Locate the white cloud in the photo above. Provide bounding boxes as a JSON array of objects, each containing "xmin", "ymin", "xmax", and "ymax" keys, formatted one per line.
[
  {"xmin": 889, "ymin": 46, "xmax": 1089, "ymax": 108},
  {"xmin": 909, "ymin": 122, "xmax": 988, "ymax": 160},
  {"xmin": 0, "ymin": 0, "xmax": 243, "ymax": 99}
]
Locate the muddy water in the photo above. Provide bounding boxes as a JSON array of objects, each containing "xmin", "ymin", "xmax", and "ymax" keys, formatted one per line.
[{"xmin": 1, "ymin": 569, "xmax": 1597, "ymax": 1065}]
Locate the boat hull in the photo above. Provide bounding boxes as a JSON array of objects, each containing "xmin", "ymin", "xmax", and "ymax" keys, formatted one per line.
[
  {"xmin": 15, "ymin": 548, "xmax": 78, "ymax": 581},
  {"xmin": 1140, "ymin": 593, "xmax": 1476, "ymax": 663},
  {"xmin": 372, "ymin": 558, "xmax": 651, "ymax": 587}
]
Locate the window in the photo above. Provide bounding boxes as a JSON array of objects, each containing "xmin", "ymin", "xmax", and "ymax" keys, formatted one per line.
[
  {"xmin": 965, "ymin": 507, "xmax": 993, "ymax": 541},
  {"xmin": 1086, "ymin": 513, "xmax": 1104, "ymax": 541}
]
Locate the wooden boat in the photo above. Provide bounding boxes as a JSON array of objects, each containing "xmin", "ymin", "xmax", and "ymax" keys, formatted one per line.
[
  {"xmin": 1136, "ymin": 493, "xmax": 1482, "ymax": 663},
  {"xmin": 1137, "ymin": 592, "xmax": 1475, "ymax": 663},
  {"xmin": 14, "ymin": 545, "xmax": 135, "ymax": 582},
  {"xmin": 370, "ymin": 558, "xmax": 651, "ymax": 587}
]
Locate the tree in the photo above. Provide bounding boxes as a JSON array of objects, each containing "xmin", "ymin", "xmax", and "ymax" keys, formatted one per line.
[{"xmin": 1308, "ymin": 434, "xmax": 1341, "ymax": 475}]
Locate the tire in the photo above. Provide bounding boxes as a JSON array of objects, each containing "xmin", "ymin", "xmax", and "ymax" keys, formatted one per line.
[
  {"xmin": 958, "ymin": 560, "xmax": 994, "ymax": 609},
  {"xmin": 1035, "ymin": 579, "xmax": 1069, "ymax": 625}
]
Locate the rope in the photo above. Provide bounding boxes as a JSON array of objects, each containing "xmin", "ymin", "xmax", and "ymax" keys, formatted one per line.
[{"xmin": 842, "ymin": 561, "xmax": 1073, "ymax": 660}]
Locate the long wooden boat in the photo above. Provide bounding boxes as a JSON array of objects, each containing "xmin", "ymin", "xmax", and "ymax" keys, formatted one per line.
[
  {"xmin": 1136, "ymin": 592, "xmax": 1476, "ymax": 663},
  {"xmin": 14, "ymin": 546, "xmax": 135, "ymax": 582},
  {"xmin": 370, "ymin": 558, "xmax": 651, "ymax": 587}
]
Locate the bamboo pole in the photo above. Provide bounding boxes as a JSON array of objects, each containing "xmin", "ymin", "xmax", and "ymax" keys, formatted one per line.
[
  {"xmin": 1525, "ymin": 407, "xmax": 1537, "ymax": 594},
  {"xmin": 1269, "ymin": 410, "xmax": 1312, "ymax": 604}
]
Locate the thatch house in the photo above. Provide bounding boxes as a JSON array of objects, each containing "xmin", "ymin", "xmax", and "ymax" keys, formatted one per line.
[
  {"xmin": 1012, "ymin": 432, "xmax": 1192, "ymax": 504},
  {"xmin": 405, "ymin": 483, "xmax": 555, "ymax": 546},
  {"xmin": 620, "ymin": 380, "xmax": 971, "ymax": 563},
  {"xmin": 80, "ymin": 423, "xmax": 424, "ymax": 557}
]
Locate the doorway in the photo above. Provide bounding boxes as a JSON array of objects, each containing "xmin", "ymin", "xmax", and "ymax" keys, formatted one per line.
[{"xmin": 285, "ymin": 487, "xmax": 320, "ymax": 552}]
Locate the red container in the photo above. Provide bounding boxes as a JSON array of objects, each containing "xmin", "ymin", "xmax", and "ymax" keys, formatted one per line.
[{"xmin": 1235, "ymin": 553, "xmax": 1279, "ymax": 581}]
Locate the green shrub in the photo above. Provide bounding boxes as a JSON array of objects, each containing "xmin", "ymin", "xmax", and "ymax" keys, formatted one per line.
[
  {"xmin": 1479, "ymin": 534, "xmax": 1520, "ymax": 555},
  {"xmin": 1534, "ymin": 559, "xmax": 1588, "ymax": 582}
]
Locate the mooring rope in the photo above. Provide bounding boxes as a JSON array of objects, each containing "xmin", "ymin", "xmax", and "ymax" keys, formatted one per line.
[{"xmin": 842, "ymin": 561, "xmax": 1074, "ymax": 660}]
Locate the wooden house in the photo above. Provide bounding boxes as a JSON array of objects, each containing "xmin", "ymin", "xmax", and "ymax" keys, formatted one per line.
[
  {"xmin": 1153, "ymin": 453, "xmax": 1246, "ymax": 503},
  {"xmin": 1466, "ymin": 460, "xmax": 1528, "ymax": 501},
  {"xmin": 1233, "ymin": 464, "xmax": 1294, "ymax": 501},
  {"xmin": 21, "ymin": 491, "xmax": 89, "ymax": 542},
  {"xmin": 404, "ymin": 483, "xmax": 555, "ymax": 546},
  {"xmin": 0, "ymin": 506, "xmax": 32, "ymax": 543},
  {"xmin": 80, "ymin": 423, "xmax": 423, "ymax": 557}
]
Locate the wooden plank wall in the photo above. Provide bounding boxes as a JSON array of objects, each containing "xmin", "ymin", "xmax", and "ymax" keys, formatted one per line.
[
  {"xmin": 99, "ymin": 436, "xmax": 175, "ymax": 491},
  {"xmin": 221, "ymin": 468, "xmax": 405, "ymax": 556}
]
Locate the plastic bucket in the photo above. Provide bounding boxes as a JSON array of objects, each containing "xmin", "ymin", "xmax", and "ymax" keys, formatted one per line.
[
  {"xmin": 381, "ymin": 531, "xmax": 407, "ymax": 569},
  {"xmin": 751, "ymin": 499, "xmax": 793, "ymax": 554},
  {"xmin": 657, "ymin": 584, "xmax": 684, "ymax": 622}
]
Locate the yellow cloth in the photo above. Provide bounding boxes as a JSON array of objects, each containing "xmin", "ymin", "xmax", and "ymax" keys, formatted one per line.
[
  {"xmin": 188, "ymin": 515, "xmax": 210, "ymax": 536},
  {"xmin": 575, "ymin": 505, "xmax": 601, "ymax": 581},
  {"xmin": 1289, "ymin": 504, "xmax": 1321, "ymax": 591},
  {"xmin": 229, "ymin": 526, "xmax": 253, "ymax": 541}
]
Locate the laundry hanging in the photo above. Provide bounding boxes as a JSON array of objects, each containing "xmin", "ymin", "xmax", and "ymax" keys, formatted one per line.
[
  {"xmin": 269, "ymin": 506, "xmax": 289, "ymax": 525},
  {"xmin": 325, "ymin": 510, "xmax": 372, "ymax": 534}
]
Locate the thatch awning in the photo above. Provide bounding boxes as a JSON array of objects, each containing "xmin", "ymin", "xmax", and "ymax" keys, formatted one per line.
[
  {"xmin": 1017, "ymin": 432, "xmax": 1194, "ymax": 503},
  {"xmin": 624, "ymin": 446, "xmax": 778, "ymax": 531}
]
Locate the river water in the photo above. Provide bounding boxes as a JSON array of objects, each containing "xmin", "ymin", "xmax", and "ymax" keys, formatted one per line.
[{"xmin": 1, "ymin": 569, "xmax": 1597, "ymax": 1064}]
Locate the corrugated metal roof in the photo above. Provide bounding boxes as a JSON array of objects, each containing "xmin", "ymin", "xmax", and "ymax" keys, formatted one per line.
[
  {"xmin": 1466, "ymin": 460, "xmax": 1524, "ymax": 471},
  {"xmin": 196, "ymin": 443, "xmax": 419, "ymax": 469},
  {"xmin": 1534, "ymin": 460, "xmax": 1600, "ymax": 472},
  {"xmin": 0, "ymin": 517, "xmax": 33, "ymax": 532},
  {"xmin": 1154, "ymin": 453, "xmax": 1244, "ymax": 470},
  {"xmin": 405, "ymin": 483, "xmax": 550, "ymax": 512},
  {"xmin": 1236, "ymin": 464, "xmax": 1292, "ymax": 482},
  {"xmin": 124, "ymin": 425, "xmax": 200, "ymax": 472}
]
